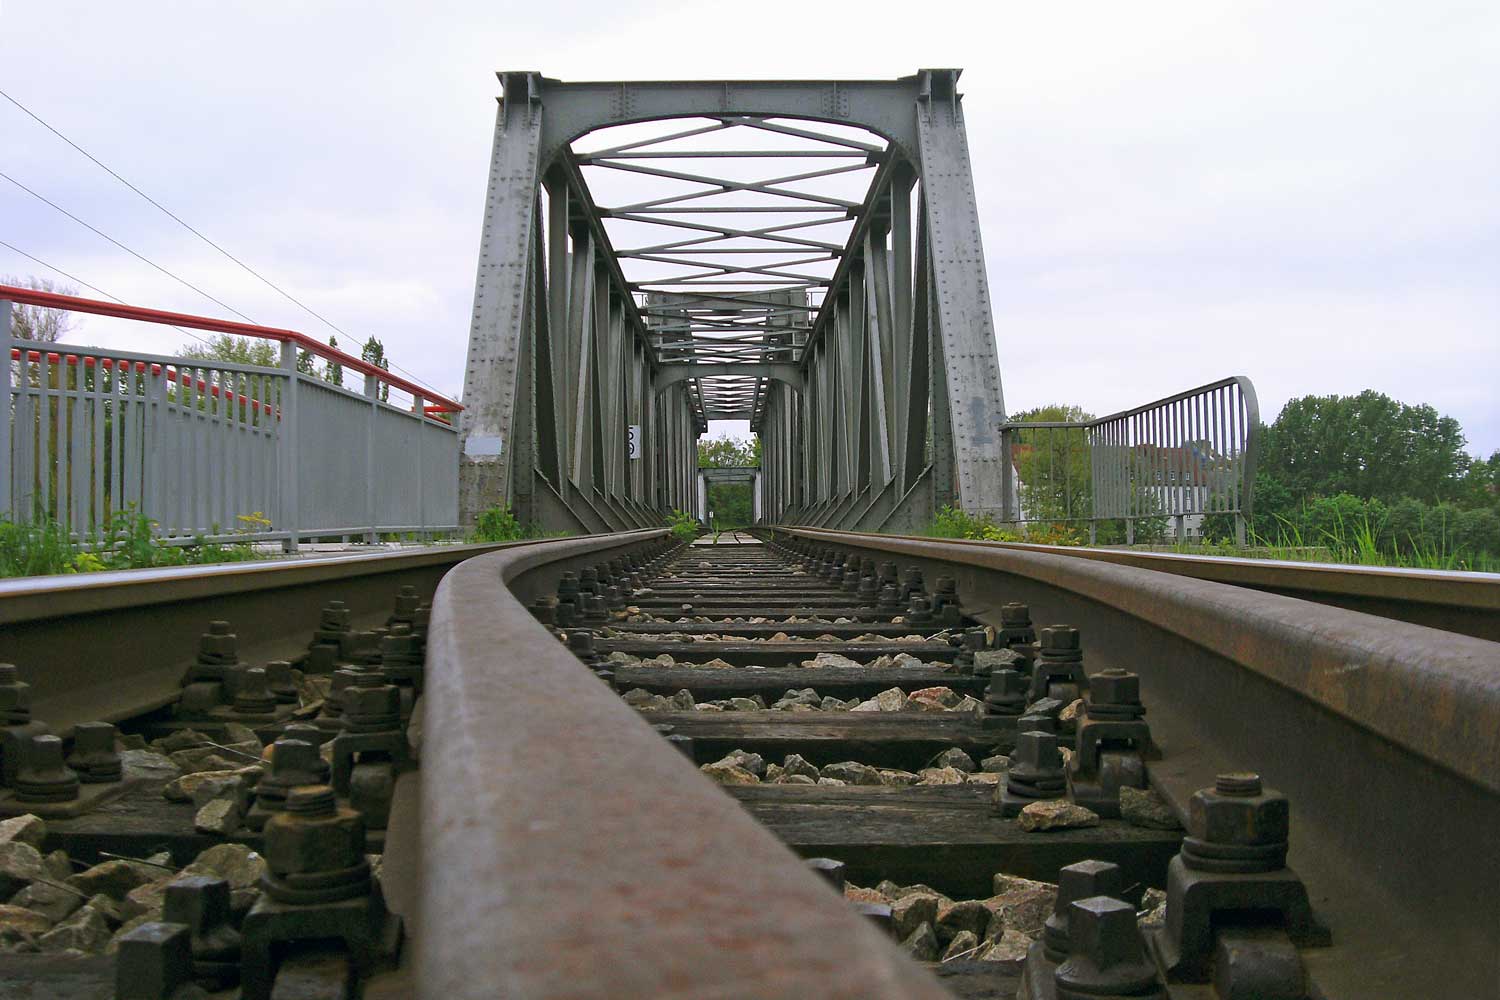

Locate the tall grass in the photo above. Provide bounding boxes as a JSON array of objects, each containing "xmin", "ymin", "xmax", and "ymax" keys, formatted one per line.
[
  {"xmin": 0, "ymin": 508, "xmax": 261, "ymax": 579},
  {"xmin": 920, "ymin": 504, "xmax": 1497, "ymax": 573},
  {"xmin": 1165, "ymin": 513, "xmax": 1499, "ymax": 573}
]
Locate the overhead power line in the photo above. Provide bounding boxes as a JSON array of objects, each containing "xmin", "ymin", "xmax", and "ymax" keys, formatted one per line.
[
  {"xmin": 0, "ymin": 87, "xmax": 454, "ymax": 399},
  {"xmin": 0, "ymin": 168, "xmax": 262, "ymax": 323},
  {"xmin": 0, "ymin": 237, "xmax": 212, "ymax": 347}
]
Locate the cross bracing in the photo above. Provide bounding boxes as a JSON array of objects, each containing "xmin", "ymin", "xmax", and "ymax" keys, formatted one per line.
[{"xmin": 459, "ymin": 71, "xmax": 1008, "ymax": 534}]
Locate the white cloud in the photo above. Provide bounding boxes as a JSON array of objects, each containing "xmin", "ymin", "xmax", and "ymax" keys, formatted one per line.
[{"xmin": 1, "ymin": 0, "xmax": 1495, "ymax": 455}]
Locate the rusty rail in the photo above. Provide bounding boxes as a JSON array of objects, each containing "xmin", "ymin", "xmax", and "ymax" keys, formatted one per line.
[
  {"xmin": 417, "ymin": 529, "xmax": 948, "ymax": 999},
  {"xmin": 768, "ymin": 526, "xmax": 1500, "ymax": 998},
  {"xmin": 888, "ymin": 534, "xmax": 1500, "ymax": 641},
  {"xmin": 0, "ymin": 542, "xmax": 525, "ymax": 732}
]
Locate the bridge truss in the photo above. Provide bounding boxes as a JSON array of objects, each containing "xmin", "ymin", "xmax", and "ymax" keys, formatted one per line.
[{"xmin": 460, "ymin": 69, "xmax": 1008, "ymax": 532}]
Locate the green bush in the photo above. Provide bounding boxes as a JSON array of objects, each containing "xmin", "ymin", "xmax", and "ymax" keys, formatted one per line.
[
  {"xmin": 0, "ymin": 506, "xmax": 260, "ymax": 579},
  {"xmin": 924, "ymin": 506, "xmax": 1081, "ymax": 545},
  {"xmin": 666, "ymin": 509, "xmax": 699, "ymax": 542},
  {"xmin": 1454, "ymin": 508, "xmax": 1500, "ymax": 558},
  {"xmin": 474, "ymin": 506, "xmax": 526, "ymax": 542}
]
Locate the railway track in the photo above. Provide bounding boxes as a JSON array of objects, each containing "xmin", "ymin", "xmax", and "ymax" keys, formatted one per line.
[{"xmin": 0, "ymin": 529, "xmax": 1495, "ymax": 998}]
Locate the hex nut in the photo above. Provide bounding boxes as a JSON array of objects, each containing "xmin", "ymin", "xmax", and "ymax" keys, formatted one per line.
[
  {"xmin": 262, "ymin": 794, "xmax": 365, "ymax": 876},
  {"xmin": 1011, "ymin": 730, "xmax": 1062, "ymax": 771},
  {"xmin": 1089, "ymin": 669, "xmax": 1140, "ymax": 706},
  {"xmin": 1190, "ymin": 776, "xmax": 1290, "ymax": 847},
  {"xmin": 343, "ymin": 685, "xmax": 400, "ymax": 720},
  {"xmin": 1039, "ymin": 626, "xmax": 1081, "ymax": 652}
]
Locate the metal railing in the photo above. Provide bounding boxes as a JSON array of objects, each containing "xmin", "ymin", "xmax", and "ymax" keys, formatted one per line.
[
  {"xmin": 999, "ymin": 376, "xmax": 1258, "ymax": 544},
  {"xmin": 1, "ymin": 285, "xmax": 463, "ymax": 550}
]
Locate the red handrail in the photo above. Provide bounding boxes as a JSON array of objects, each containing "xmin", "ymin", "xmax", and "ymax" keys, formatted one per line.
[
  {"xmin": 0, "ymin": 284, "xmax": 461, "ymax": 413},
  {"xmin": 9, "ymin": 347, "xmax": 279, "ymax": 416}
]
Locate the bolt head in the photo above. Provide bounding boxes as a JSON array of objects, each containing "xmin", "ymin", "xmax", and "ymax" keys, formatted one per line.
[
  {"xmin": 270, "ymin": 739, "xmax": 321, "ymax": 777},
  {"xmin": 806, "ymin": 857, "xmax": 846, "ymax": 890},
  {"xmin": 1066, "ymin": 895, "xmax": 1144, "ymax": 968},
  {"xmin": 1039, "ymin": 626, "xmax": 1080, "ymax": 652},
  {"xmin": 320, "ymin": 603, "xmax": 351, "ymax": 628},
  {"xmin": 1088, "ymin": 669, "xmax": 1139, "ymax": 707},
  {"xmin": 1190, "ymin": 778, "xmax": 1289, "ymax": 847},
  {"xmin": 1012, "ymin": 730, "xmax": 1062, "ymax": 769},
  {"xmin": 72, "ymin": 721, "xmax": 116, "ymax": 751},
  {"xmin": 986, "ymin": 668, "xmax": 1027, "ymax": 699},
  {"xmin": 0, "ymin": 684, "xmax": 29, "ymax": 713},
  {"xmin": 1055, "ymin": 860, "xmax": 1124, "ymax": 912},
  {"xmin": 263, "ymin": 803, "xmax": 365, "ymax": 876},
  {"xmin": 163, "ymin": 876, "xmax": 232, "ymax": 931},
  {"xmin": 999, "ymin": 603, "xmax": 1031, "ymax": 626},
  {"xmin": 344, "ymin": 684, "xmax": 400, "ymax": 718},
  {"xmin": 199, "ymin": 626, "xmax": 238, "ymax": 660}
]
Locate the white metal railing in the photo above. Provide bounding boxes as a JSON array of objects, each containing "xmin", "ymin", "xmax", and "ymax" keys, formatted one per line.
[{"xmin": 1, "ymin": 287, "xmax": 461, "ymax": 549}]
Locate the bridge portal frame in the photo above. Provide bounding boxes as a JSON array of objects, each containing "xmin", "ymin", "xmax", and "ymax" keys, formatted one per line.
[{"xmin": 460, "ymin": 70, "xmax": 1008, "ymax": 533}]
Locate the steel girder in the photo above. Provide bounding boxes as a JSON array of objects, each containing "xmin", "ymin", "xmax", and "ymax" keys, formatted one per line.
[{"xmin": 459, "ymin": 69, "xmax": 1007, "ymax": 533}]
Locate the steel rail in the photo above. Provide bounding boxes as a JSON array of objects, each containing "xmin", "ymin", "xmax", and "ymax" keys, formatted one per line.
[
  {"xmin": 771, "ymin": 525, "xmax": 1500, "ymax": 998},
  {"xmin": 0, "ymin": 543, "xmax": 522, "ymax": 733},
  {"xmin": 878, "ymin": 533, "xmax": 1500, "ymax": 641},
  {"xmin": 417, "ymin": 529, "xmax": 947, "ymax": 1000}
]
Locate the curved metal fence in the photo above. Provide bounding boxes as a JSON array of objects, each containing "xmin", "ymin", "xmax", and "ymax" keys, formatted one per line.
[{"xmin": 999, "ymin": 376, "xmax": 1258, "ymax": 544}]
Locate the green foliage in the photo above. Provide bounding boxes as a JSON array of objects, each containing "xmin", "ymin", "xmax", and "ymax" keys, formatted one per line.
[
  {"xmin": 179, "ymin": 334, "xmax": 279, "ymax": 368},
  {"xmin": 473, "ymin": 506, "xmax": 526, "ymax": 542},
  {"xmin": 1238, "ymin": 390, "xmax": 1498, "ymax": 571},
  {"xmin": 324, "ymin": 336, "xmax": 342, "ymax": 387},
  {"xmin": 361, "ymin": 336, "xmax": 390, "ymax": 402},
  {"xmin": 1006, "ymin": 405, "xmax": 1095, "ymax": 524},
  {"xmin": 0, "ymin": 506, "xmax": 260, "ymax": 579},
  {"xmin": 925, "ymin": 506, "xmax": 1081, "ymax": 546},
  {"xmin": 697, "ymin": 435, "xmax": 760, "ymax": 469},
  {"xmin": 706, "ymin": 483, "xmax": 752, "ymax": 529},
  {"xmin": 1234, "ymin": 495, "xmax": 1498, "ymax": 571},
  {"xmin": 666, "ymin": 509, "xmax": 700, "ymax": 542},
  {"xmin": 0, "ymin": 517, "xmax": 77, "ymax": 576},
  {"xmin": 471, "ymin": 506, "xmax": 570, "ymax": 543},
  {"xmin": 697, "ymin": 436, "xmax": 759, "ymax": 528},
  {"xmin": 1261, "ymin": 391, "xmax": 1472, "ymax": 504}
]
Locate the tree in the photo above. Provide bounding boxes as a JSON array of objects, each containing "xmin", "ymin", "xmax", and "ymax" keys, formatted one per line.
[
  {"xmin": 1007, "ymin": 404, "xmax": 1095, "ymax": 523},
  {"xmin": 1260, "ymin": 391, "xmax": 1471, "ymax": 505},
  {"xmin": 1459, "ymin": 450, "xmax": 1499, "ymax": 509},
  {"xmin": 697, "ymin": 436, "xmax": 759, "ymax": 469},
  {"xmin": 4, "ymin": 275, "xmax": 78, "ymax": 342},
  {"xmin": 296, "ymin": 350, "xmax": 317, "ymax": 376},
  {"xmin": 697, "ymin": 435, "xmax": 759, "ymax": 528},
  {"xmin": 179, "ymin": 334, "xmax": 278, "ymax": 368},
  {"xmin": 361, "ymin": 336, "xmax": 390, "ymax": 402},
  {"xmin": 361, "ymin": 336, "xmax": 390, "ymax": 401},
  {"xmin": 324, "ymin": 336, "xmax": 342, "ymax": 386}
]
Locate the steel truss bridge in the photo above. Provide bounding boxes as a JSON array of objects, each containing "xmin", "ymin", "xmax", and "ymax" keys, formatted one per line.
[{"xmin": 459, "ymin": 69, "xmax": 1008, "ymax": 533}]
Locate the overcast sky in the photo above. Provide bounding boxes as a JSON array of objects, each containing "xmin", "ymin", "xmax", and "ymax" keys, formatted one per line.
[{"xmin": 3, "ymin": 1, "xmax": 1496, "ymax": 455}]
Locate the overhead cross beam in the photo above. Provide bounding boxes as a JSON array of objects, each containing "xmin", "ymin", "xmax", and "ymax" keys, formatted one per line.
[{"xmin": 459, "ymin": 71, "xmax": 1008, "ymax": 533}]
